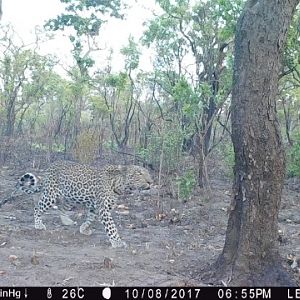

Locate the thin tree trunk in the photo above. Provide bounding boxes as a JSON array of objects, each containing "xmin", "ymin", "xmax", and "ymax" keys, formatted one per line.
[
  {"xmin": 0, "ymin": 0, "xmax": 3, "ymax": 21},
  {"xmin": 5, "ymin": 100, "xmax": 15, "ymax": 137},
  {"xmin": 282, "ymin": 97, "xmax": 293, "ymax": 146}
]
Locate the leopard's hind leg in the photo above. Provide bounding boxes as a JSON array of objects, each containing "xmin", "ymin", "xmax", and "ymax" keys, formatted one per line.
[{"xmin": 34, "ymin": 191, "xmax": 59, "ymax": 230}]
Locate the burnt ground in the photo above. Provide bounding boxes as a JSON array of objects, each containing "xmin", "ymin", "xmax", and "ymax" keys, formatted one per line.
[{"xmin": 0, "ymin": 163, "xmax": 299, "ymax": 286}]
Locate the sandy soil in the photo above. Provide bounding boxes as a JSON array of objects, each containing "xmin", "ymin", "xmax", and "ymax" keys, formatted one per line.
[{"xmin": 0, "ymin": 165, "xmax": 299, "ymax": 286}]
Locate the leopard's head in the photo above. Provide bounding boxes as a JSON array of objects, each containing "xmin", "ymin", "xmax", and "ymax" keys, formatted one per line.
[
  {"xmin": 106, "ymin": 165, "xmax": 153, "ymax": 194},
  {"xmin": 124, "ymin": 165, "xmax": 153, "ymax": 191}
]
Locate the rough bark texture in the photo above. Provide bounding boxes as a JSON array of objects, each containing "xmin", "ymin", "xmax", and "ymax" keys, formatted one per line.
[{"xmin": 216, "ymin": 0, "xmax": 300, "ymax": 286}]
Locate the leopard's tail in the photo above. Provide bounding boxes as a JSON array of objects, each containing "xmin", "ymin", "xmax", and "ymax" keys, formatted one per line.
[{"xmin": 16, "ymin": 173, "xmax": 42, "ymax": 194}]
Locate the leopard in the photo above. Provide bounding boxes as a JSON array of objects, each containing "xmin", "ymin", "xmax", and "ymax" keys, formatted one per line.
[{"xmin": 17, "ymin": 160, "xmax": 153, "ymax": 248}]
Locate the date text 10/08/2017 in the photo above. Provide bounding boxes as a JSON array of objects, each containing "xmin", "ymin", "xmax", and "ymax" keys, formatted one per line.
[{"xmin": 125, "ymin": 288, "xmax": 201, "ymax": 299}]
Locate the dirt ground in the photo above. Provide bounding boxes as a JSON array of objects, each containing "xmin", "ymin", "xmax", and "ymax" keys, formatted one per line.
[{"xmin": 0, "ymin": 162, "xmax": 299, "ymax": 286}]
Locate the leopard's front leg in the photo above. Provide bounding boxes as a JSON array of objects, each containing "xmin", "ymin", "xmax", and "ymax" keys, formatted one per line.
[
  {"xmin": 99, "ymin": 206, "xmax": 126, "ymax": 248},
  {"xmin": 80, "ymin": 211, "xmax": 96, "ymax": 236}
]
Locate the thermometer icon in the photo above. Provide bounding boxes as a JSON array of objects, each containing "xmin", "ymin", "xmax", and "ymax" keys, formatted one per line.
[{"xmin": 47, "ymin": 288, "xmax": 52, "ymax": 299}]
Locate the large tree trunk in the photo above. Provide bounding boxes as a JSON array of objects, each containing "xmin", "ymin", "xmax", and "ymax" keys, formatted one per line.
[{"xmin": 215, "ymin": 0, "xmax": 299, "ymax": 286}]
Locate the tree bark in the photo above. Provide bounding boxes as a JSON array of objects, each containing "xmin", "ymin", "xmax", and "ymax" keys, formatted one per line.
[
  {"xmin": 215, "ymin": 0, "xmax": 299, "ymax": 286},
  {"xmin": 5, "ymin": 100, "xmax": 16, "ymax": 137}
]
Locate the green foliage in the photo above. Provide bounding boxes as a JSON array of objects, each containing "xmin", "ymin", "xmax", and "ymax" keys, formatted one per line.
[
  {"xmin": 0, "ymin": 28, "xmax": 63, "ymax": 136},
  {"xmin": 287, "ymin": 135, "xmax": 300, "ymax": 177},
  {"xmin": 139, "ymin": 124, "xmax": 185, "ymax": 171},
  {"xmin": 173, "ymin": 78, "xmax": 197, "ymax": 103},
  {"xmin": 177, "ymin": 170, "xmax": 196, "ymax": 202},
  {"xmin": 45, "ymin": 0, "xmax": 125, "ymax": 75},
  {"xmin": 90, "ymin": 95, "xmax": 109, "ymax": 115},
  {"xmin": 214, "ymin": 0, "xmax": 244, "ymax": 40},
  {"xmin": 45, "ymin": 0, "xmax": 123, "ymax": 36},
  {"xmin": 141, "ymin": 0, "xmax": 241, "ymax": 164},
  {"xmin": 120, "ymin": 36, "xmax": 140, "ymax": 72},
  {"xmin": 283, "ymin": 10, "xmax": 300, "ymax": 73},
  {"xmin": 220, "ymin": 141, "xmax": 235, "ymax": 177},
  {"xmin": 104, "ymin": 73, "xmax": 127, "ymax": 89}
]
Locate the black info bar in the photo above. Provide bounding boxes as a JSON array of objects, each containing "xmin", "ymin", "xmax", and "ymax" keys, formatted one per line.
[{"xmin": 0, "ymin": 287, "xmax": 299, "ymax": 300}]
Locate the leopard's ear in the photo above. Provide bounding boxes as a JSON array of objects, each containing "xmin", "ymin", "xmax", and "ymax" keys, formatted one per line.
[
  {"xmin": 119, "ymin": 165, "xmax": 128, "ymax": 172},
  {"xmin": 114, "ymin": 165, "xmax": 126, "ymax": 172},
  {"xmin": 105, "ymin": 165, "xmax": 125, "ymax": 174}
]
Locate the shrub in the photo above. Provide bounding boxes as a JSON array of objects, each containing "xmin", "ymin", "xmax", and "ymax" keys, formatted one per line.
[
  {"xmin": 138, "ymin": 124, "xmax": 184, "ymax": 172},
  {"xmin": 177, "ymin": 170, "xmax": 197, "ymax": 202},
  {"xmin": 219, "ymin": 141, "xmax": 235, "ymax": 178},
  {"xmin": 287, "ymin": 137, "xmax": 300, "ymax": 177}
]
